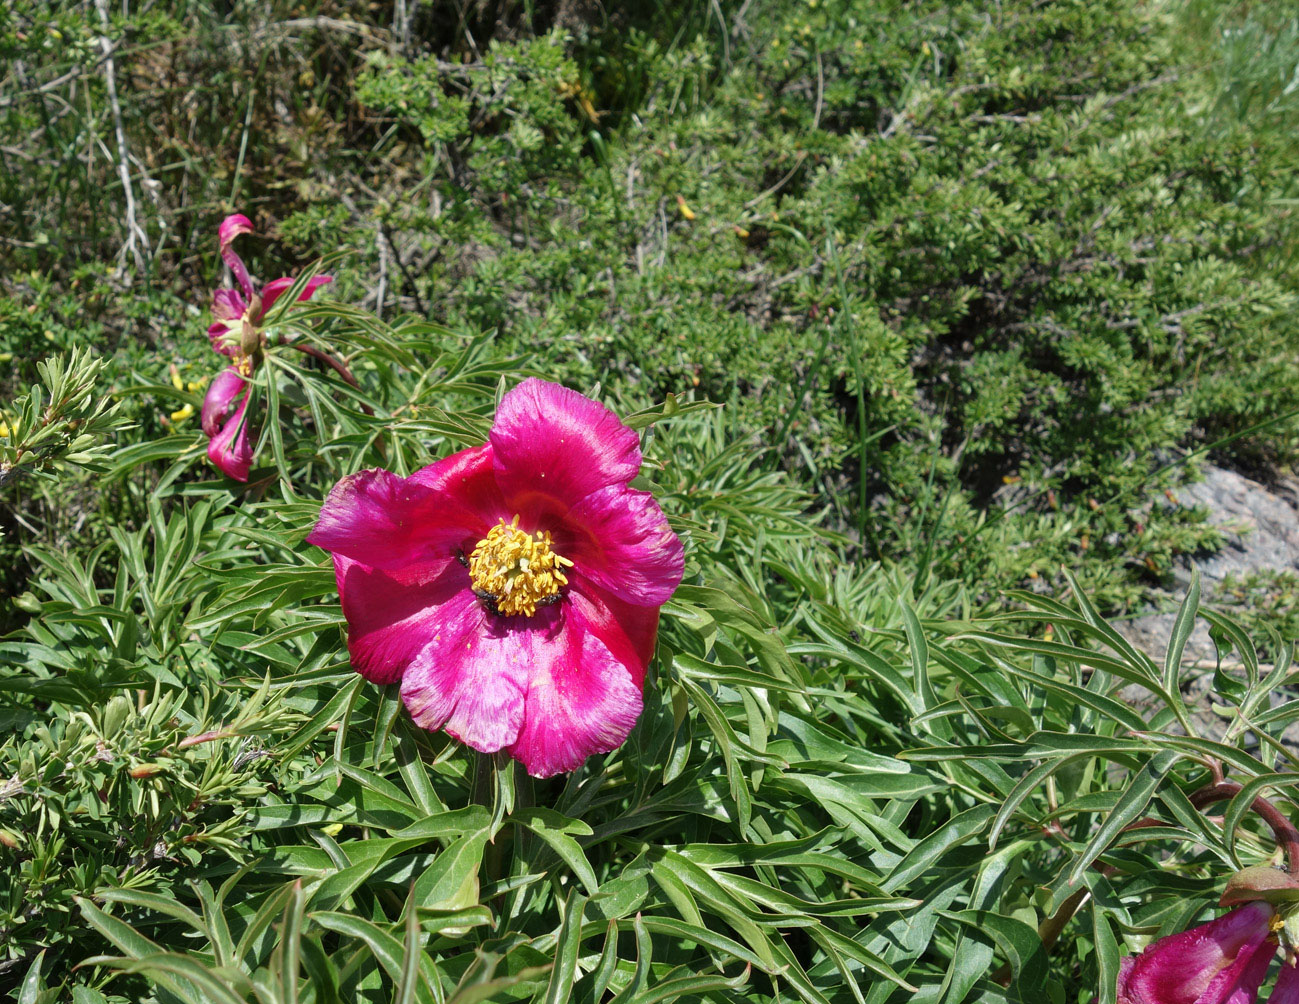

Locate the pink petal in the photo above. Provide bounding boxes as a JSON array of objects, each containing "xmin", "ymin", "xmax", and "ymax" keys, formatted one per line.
[
  {"xmin": 1270, "ymin": 961, "xmax": 1299, "ymax": 1003},
  {"xmin": 257, "ymin": 274, "xmax": 334, "ymax": 321},
  {"xmin": 568, "ymin": 577, "xmax": 659, "ymax": 690},
  {"xmin": 212, "ymin": 288, "xmax": 247, "ymax": 322},
  {"xmin": 209, "ymin": 289, "xmax": 246, "ymax": 357},
  {"xmin": 556, "ymin": 484, "xmax": 683, "ymax": 606},
  {"xmin": 1213, "ymin": 939, "xmax": 1275, "ymax": 1004},
  {"xmin": 218, "ymin": 214, "xmax": 255, "ymax": 300},
  {"xmin": 490, "ymin": 378, "xmax": 642, "ymax": 516},
  {"xmin": 201, "ymin": 367, "xmax": 246, "ymax": 437},
  {"xmin": 1118, "ymin": 903, "xmax": 1273, "ymax": 1004},
  {"xmin": 399, "ymin": 587, "xmax": 544, "ymax": 752},
  {"xmin": 218, "ymin": 214, "xmax": 254, "ymax": 250},
  {"xmin": 505, "ymin": 597, "xmax": 644, "ymax": 777},
  {"xmin": 407, "ymin": 442, "xmax": 509, "ymax": 529},
  {"xmin": 335, "ymin": 556, "xmax": 466, "ymax": 683},
  {"xmin": 308, "ymin": 465, "xmax": 489, "ymax": 573},
  {"xmin": 206, "ymin": 385, "xmax": 254, "ymax": 482},
  {"xmin": 207, "ymin": 321, "xmax": 239, "ymax": 357}
]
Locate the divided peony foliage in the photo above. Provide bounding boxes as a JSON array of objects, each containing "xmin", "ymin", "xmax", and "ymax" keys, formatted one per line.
[
  {"xmin": 203, "ymin": 213, "xmax": 333, "ymax": 480},
  {"xmin": 308, "ymin": 377, "xmax": 684, "ymax": 777}
]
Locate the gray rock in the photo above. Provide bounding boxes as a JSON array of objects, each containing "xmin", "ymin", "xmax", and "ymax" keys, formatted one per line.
[
  {"xmin": 1173, "ymin": 465, "xmax": 1299, "ymax": 587},
  {"xmin": 1116, "ymin": 464, "xmax": 1299, "ymax": 664},
  {"xmin": 1112, "ymin": 464, "xmax": 1299, "ymax": 745}
]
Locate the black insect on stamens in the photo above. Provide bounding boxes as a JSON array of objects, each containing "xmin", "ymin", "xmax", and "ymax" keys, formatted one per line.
[
  {"xmin": 455, "ymin": 548, "xmax": 469, "ymax": 568},
  {"xmin": 473, "ymin": 589, "xmax": 501, "ymax": 616},
  {"xmin": 536, "ymin": 592, "xmax": 565, "ymax": 608}
]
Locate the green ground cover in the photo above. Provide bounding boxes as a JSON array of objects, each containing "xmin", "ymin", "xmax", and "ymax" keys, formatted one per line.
[{"xmin": 3, "ymin": 0, "xmax": 1299, "ymax": 1000}]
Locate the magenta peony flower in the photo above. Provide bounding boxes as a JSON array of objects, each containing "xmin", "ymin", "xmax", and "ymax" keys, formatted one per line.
[
  {"xmin": 1118, "ymin": 902, "xmax": 1277, "ymax": 1004},
  {"xmin": 208, "ymin": 213, "xmax": 332, "ymax": 358},
  {"xmin": 307, "ymin": 378, "xmax": 685, "ymax": 777},
  {"xmin": 202, "ymin": 367, "xmax": 253, "ymax": 482}
]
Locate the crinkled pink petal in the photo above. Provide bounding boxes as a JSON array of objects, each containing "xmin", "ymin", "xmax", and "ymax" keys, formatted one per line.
[
  {"xmin": 218, "ymin": 214, "xmax": 255, "ymax": 300},
  {"xmin": 202, "ymin": 367, "xmax": 246, "ymax": 437},
  {"xmin": 556, "ymin": 484, "xmax": 683, "ymax": 606},
  {"xmin": 490, "ymin": 378, "xmax": 642, "ymax": 517},
  {"xmin": 505, "ymin": 596, "xmax": 644, "ymax": 778},
  {"xmin": 1270, "ymin": 960, "xmax": 1299, "ymax": 1002},
  {"xmin": 257, "ymin": 274, "xmax": 333, "ymax": 321},
  {"xmin": 334, "ymin": 556, "xmax": 466, "ymax": 683},
  {"xmin": 568, "ymin": 577, "xmax": 659, "ymax": 690},
  {"xmin": 308, "ymin": 466, "xmax": 490, "ymax": 573},
  {"xmin": 399, "ymin": 588, "xmax": 546, "ymax": 752},
  {"xmin": 206, "ymin": 384, "xmax": 254, "ymax": 482},
  {"xmin": 1118, "ymin": 903, "xmax": 1273, "ymax": 1004}
]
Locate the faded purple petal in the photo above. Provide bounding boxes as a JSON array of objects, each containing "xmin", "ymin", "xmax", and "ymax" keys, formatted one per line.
[
  {"xmin": 209, "ymin": 289, "xmax": 246, "ymax": 356},
  {"xmin": 212, "ymin": 288, "xmax": 246, "ymax": 322},
  {"xmin": 490, "ymin": 377, "xmax": 642, "ymax": 517},
  {"xmin": 218, "ymin": 213, "xmax": 254, "ymax": 299},
  {"xmin": 218, "ymin": 214, "xmax": 253, "ymax": 250},
  {"xmin": 206, "ymin": 384, "xmax": 254, "ymax": 482},
  {"xmin": 257, "ymin": 274, "xmax": 333, "ymax": 321},
  {"xmin": 201, "ymin": 367, "xmax": 246, "ymax": 437},
  {"xmin": 1118, "ymin": 902, "xmax": 1274, "ymax": 1004},
  {"xmin": 1269, "ymin": 961, "xmax": 1299, "ymax": 1002}
]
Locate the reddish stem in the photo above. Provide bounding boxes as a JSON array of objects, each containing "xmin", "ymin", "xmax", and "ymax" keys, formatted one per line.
[
  {"xmin": 1190, "ymin": 780, "xmax": 1299, "ymax": 875},
  {"xmin": 284, "ymin": 342, "xmax": 373, "ymax": 416}
]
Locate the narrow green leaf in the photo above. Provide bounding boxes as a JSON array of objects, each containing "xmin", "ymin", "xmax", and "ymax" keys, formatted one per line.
[
  {"xmin": 1070, "ymin": 751, "xmax": 1181, "ymax": 884},
  {"xmin": 543, "ymin": 890, "xmax": 589, "ymax": 1004},
  {"xmin": 1163, "ymin": 569, "xmax": 1201, "ymax": 696}
]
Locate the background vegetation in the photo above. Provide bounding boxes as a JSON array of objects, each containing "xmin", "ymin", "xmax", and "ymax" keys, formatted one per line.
[{"xmin": 3, "ymin": 0, "xmax": 1299, "ymax": 1001}]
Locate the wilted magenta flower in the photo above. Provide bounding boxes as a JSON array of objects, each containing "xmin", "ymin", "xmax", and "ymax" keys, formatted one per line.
[
  {"xmin": 208, "ymin": 214, "xmax": 332, "ymax": 358},
  {"xmin": 202, "ymin": 213, "xmax": 332, "ymax": 481},
  {"xmin": 202, "ymin": 367, "xmax": 253, "ymax": 482},
  {"xmin": 307, "ymin": 378, "xmax": 685, "ymax": 777},
  {"xmin": 1118, "ymin": 902, "xmax": 1276, "ymax": 1004}
]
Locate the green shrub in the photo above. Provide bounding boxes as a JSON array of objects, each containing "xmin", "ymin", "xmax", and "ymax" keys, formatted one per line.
[{"xmin": 344, "ymin": 0, "xmax": 1299, "ymax": 609}]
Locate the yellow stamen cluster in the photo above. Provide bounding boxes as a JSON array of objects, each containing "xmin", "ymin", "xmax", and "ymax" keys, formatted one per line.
[{"xmin": 468, "ymin": 515, "xmax": 573, "ymax": 617}]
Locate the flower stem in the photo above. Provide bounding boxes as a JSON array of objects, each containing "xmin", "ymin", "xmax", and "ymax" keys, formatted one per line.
[
  {"xmin": 280, "ymin": 340, "xmax": 374, "ymax": 417},
  {"xmin": 1190, "ymin": 780, "xmax": 1299, "ymax": 875}
]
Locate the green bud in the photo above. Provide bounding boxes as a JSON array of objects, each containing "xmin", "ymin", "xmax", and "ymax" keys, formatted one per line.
[
  {"xmin": 1220, "ymin": 865, "xmax": 1299, "ymax": 907},
  {"xmin": 102, "ymin": 694, "xmax": 132, "ymax": 736}
]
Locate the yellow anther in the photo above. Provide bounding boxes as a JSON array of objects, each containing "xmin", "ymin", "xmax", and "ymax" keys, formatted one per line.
[{"xmin": 468, "ymin": 516, "xmax": 574, "ymax": 617}]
